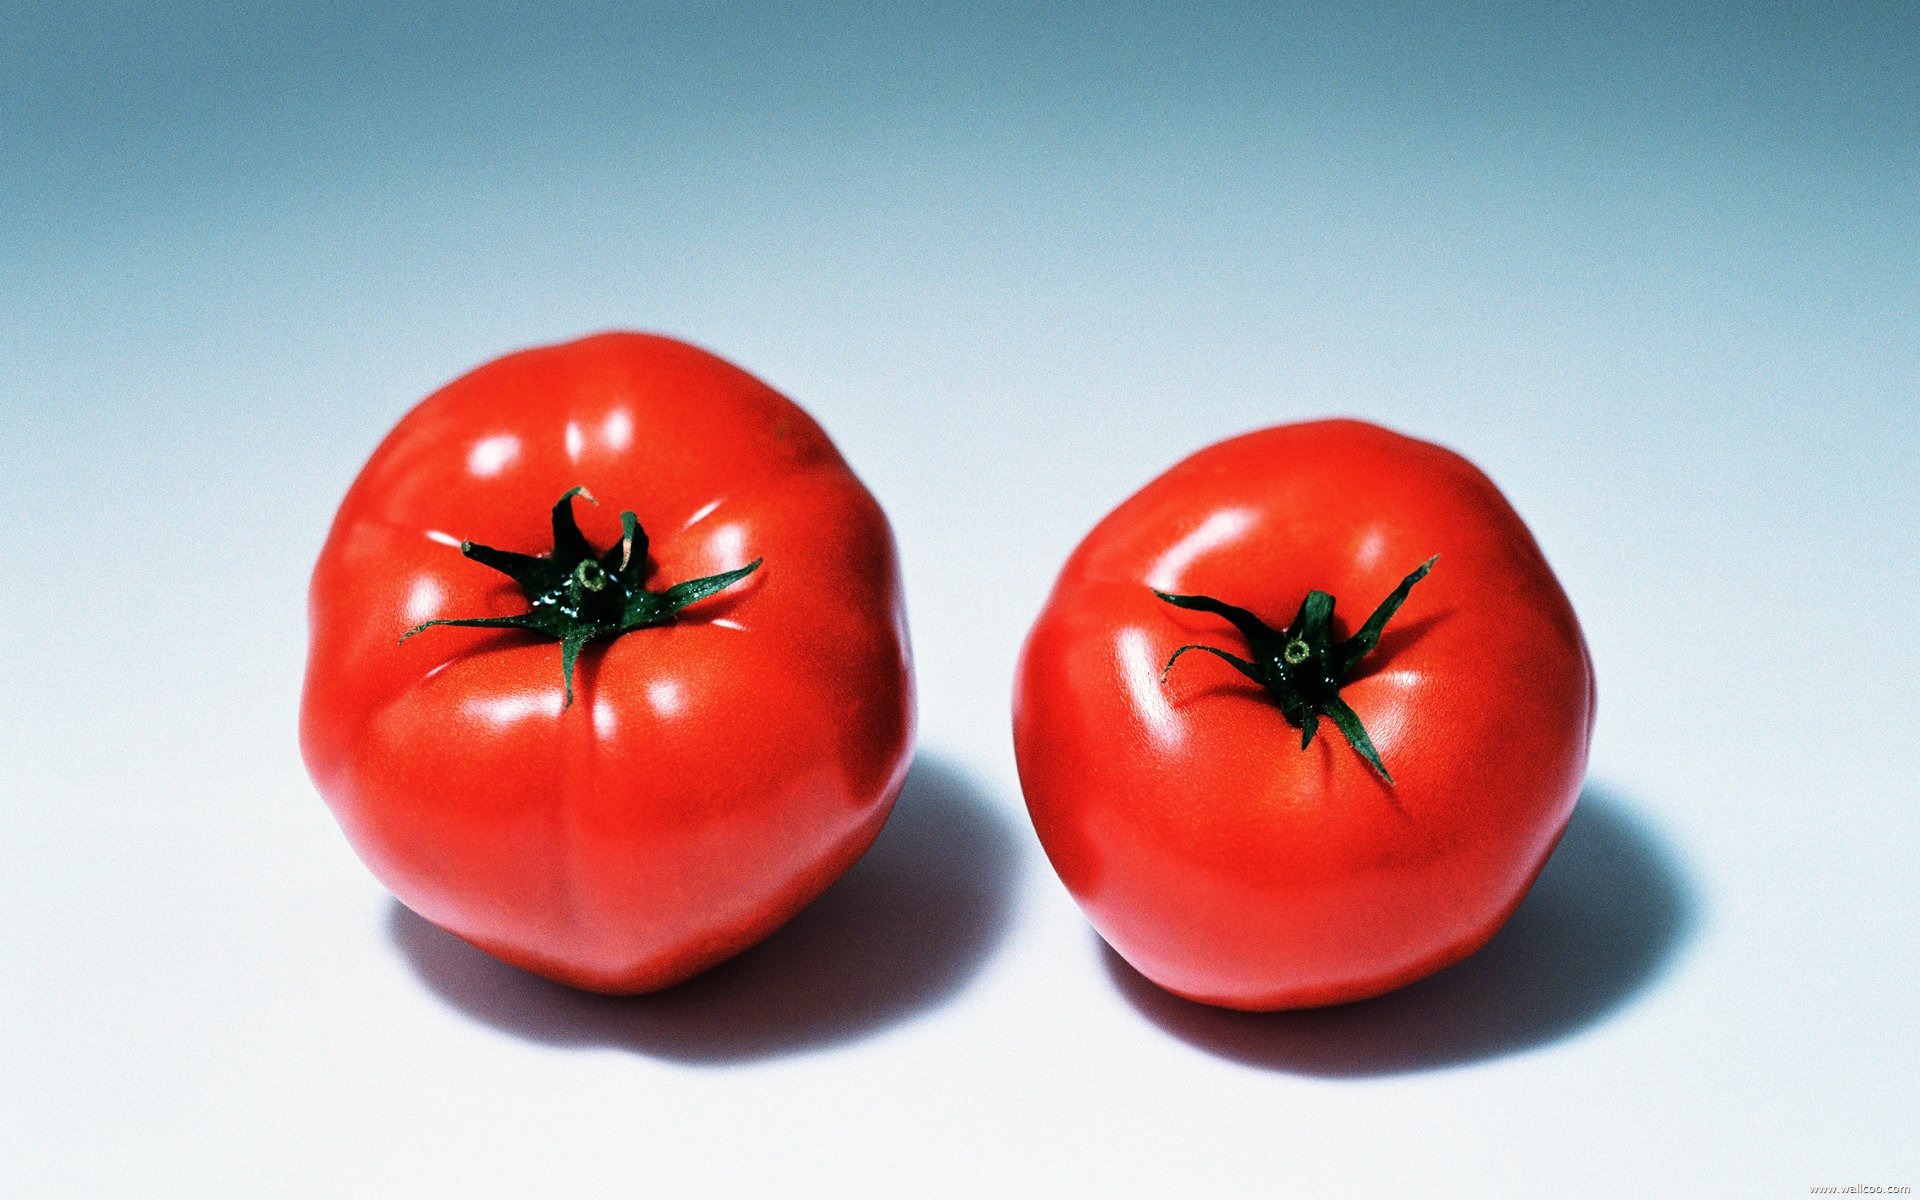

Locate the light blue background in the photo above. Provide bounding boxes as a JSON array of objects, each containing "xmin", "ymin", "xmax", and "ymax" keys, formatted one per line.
[{"xmin": 4, "ymin": 4, "xmax": 1915, "ymax": 1195}]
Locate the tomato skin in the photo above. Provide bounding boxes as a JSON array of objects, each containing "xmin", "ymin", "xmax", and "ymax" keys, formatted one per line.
[
  {"xmin": 1014, "ymin": 420, "xmax": 1594, "ymax": 1011},
  {"xmin": 301, "ymin": 332, "xmax": 914, "ymax": 993}
]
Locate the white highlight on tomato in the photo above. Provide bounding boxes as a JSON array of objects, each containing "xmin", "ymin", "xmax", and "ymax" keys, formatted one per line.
[
  {"xmin": 593, "ymin": 695, "xmax": 619, "ymax": 739},
  {"xmin": 704, "ymin": 522, "xmax": 748, "ymax": 570},
  {"xmin": 681, "ymin": 497, "xmax": 724, "ymax": 529},
  {"xmin": 1118, "ymin": 626, "xmax": 1184, "ymax": 751},
  {"xmin": 602, "ymin": 408, "xmax": 634, "ymax": 452},
  {"xmin": 404, "ymin": 577, "xmax": 445, "ymax": 623},
  {"xmin": 469, "ymin": 691, "xmax": 563, "ymax": 729},
  {"xmin": 647, "ymin": 679, "xmax": 687, "ymax": 719},
  {"xmin": 1146, "ymin": 506, "xmax": 1254, "ymax": 590},
  {"xmin": 466, "ymin": 434, "xmax": 520, "ymax": 478},
  {"xmin": 1353, "ymin": 525, "xmax": 1390, "ymax": 574},
  {"xmin": 564, "ymin": 420, "xmax": 584, "ymax": 461}
]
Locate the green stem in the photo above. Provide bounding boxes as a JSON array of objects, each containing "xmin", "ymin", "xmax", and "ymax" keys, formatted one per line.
[
  {"xmin": 401, "ymin": 488, "xmax": 761, "ymax": 706},
  {"xmin": 1154, "ymin": 555, "xmax": 1437, "ymax": 782}
]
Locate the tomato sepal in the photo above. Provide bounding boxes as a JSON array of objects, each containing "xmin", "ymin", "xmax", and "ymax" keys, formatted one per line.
[
  {"xmin": 1154, "ymin": 554, "xmax": 1437, "ymax": 783},
  {"xmin": 399, "ymin": 486, "xmax": 763, "ymax": 705}
]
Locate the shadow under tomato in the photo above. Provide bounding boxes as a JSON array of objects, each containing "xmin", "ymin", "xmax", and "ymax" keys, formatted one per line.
[
  {"xmin": 387, "ymin": 752, "xmax": 1021, "ymax": 1064},
  {"xmin": 1103, "ymin": 784, "xmax": 1699, "ymax": 1076}
]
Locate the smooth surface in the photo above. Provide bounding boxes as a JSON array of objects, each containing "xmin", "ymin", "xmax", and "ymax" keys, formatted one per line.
[
  {"xmin": 1015, "ymin": 421, "xmax": 1594, "ymax": 1009},
  {"xmin": 3, "ymin": 5, "xmax": 1915, "ymax": 1196},
  {"xmin": 302, "ymin": 333, "xmax": 914, "ymax": 992}
]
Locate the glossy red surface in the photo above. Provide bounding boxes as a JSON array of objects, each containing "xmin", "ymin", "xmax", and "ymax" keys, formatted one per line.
[
  {"xmin": 1014, "ymin": 420, "xmax": 1594, "ymax": 1010},
  {"xmin": 301, "ymin": 333, "xmax": 914, "ymax": 993}
]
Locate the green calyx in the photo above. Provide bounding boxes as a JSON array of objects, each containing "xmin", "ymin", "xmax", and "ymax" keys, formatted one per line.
[
  {"xmin": 400, "ymin": 487, "xmax": 761, "ymax": 706},
  {"xmin": 1154, "ymin": 556, "xmax": 1437, "ymax": 784}
]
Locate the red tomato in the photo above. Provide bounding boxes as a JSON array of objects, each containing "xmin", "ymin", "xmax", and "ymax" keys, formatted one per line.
[
  {"xmin": 301, "ymin": 332, "xmax": 914, "ymax": 994},
  {"xmin": 1014, "ymin": 420, "xmax": 1594, "ymax": 1011}
]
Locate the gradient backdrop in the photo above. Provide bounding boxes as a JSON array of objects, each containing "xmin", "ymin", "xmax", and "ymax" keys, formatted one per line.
[{"xmin": 4, "ymin": 4, "xmax": 1916, "ymax": 1196}]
